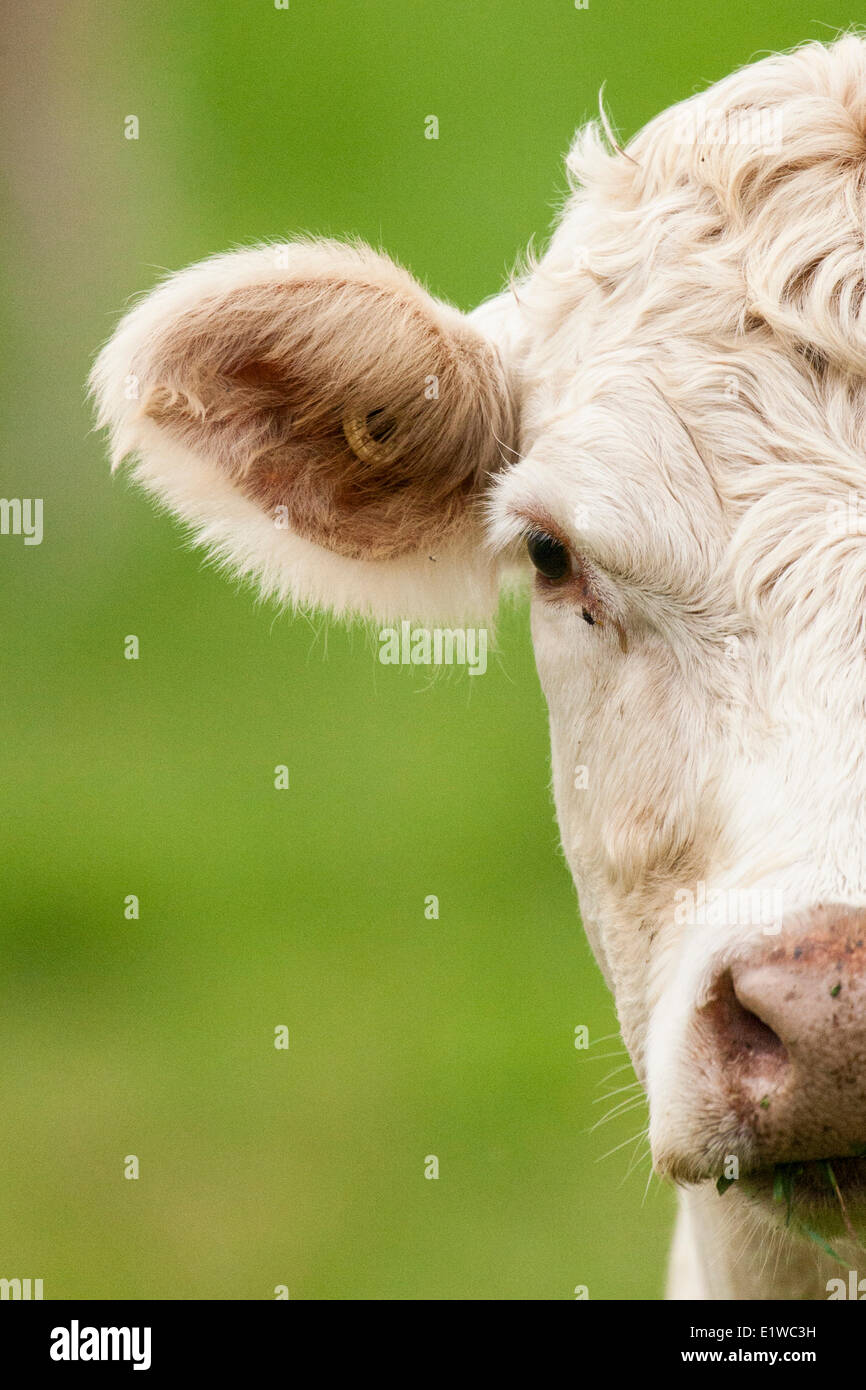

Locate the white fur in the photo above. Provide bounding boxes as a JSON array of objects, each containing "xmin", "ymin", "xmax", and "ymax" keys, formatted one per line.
[{"xmin": 493, "ymin": 33, "xmax": 866, "ymax": 1299}]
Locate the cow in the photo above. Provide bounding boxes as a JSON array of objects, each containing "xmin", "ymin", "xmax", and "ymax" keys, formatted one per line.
[{"xmin": 92, "ymin": 35, "xmax": 866, "ymax": 1300}]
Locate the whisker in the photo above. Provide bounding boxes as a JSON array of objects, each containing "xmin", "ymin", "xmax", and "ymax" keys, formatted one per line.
[
  {"xmin": 591, "ymin": 1081, "xmax": 642, "ymax": 1105},
  {"xmin": 590, "ymin": 1097, "xmax": 646, "ymax": 1131},
  {"xmin": 596, "ymin": 1126, "xmax": 649, "ymax": 1163},
  {"xmin": 595, "ymin": 1062, "xmax": 637, "ymax": 1086},
  {"xmin": 622, "ymin": 1140, "xmax": 652, "ymax": 1186}
]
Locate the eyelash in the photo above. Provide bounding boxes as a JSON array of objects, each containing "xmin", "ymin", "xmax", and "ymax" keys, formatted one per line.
[
  {"xmin": 541, "ymin": 568, "xmax": 602, "ymax": 628},
  {"xmin": 523, "ymin": 526, "xmax": 631, "ymax": 655},
  {"xmin": 525, "ymin": 529, "xmax": 604, "ymax": 627}
]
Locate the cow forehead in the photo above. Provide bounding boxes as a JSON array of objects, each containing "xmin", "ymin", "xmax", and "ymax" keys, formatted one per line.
[
  {"xmin": 505, "ymin": 40, "xmax": 866, "ymax": 607},
  {"xmin": 493, "ymin": 36, "xmax": 866, "ymax": 660},
  {"xmin": 505, "ymin": 257, "xmax": 866, "ymax": 640},
  {"xmin": 503, "ymin": 361, "xmax": 865, "ymax": 630}
]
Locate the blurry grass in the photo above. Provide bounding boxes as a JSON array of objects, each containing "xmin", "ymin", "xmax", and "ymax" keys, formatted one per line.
[{"xmin": 0, "ymin": 585, "xmax": 669, "ymax": 1298}]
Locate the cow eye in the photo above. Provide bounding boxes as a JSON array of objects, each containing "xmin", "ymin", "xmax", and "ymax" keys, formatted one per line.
[{"xmin": 526, "ymin": 531, "xmax": 571, "ymax": 582}]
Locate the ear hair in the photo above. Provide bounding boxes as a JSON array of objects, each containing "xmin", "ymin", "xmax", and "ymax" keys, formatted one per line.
[{"xmin": 94, "ymin": 239, "xmax": 516, "ymax": 564}]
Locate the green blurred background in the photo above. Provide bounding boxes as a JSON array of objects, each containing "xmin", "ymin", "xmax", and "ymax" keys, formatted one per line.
[{"xmin": 0, "ymin": 0, "xmax": 846, "ymax": 1300}]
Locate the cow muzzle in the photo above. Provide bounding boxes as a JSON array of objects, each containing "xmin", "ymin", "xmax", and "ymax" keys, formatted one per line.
[{"xmin": 654, "ymin": 906, "xmax": 866, "ymax": 1211}]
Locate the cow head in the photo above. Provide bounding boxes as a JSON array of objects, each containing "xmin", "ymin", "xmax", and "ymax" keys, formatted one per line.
[{"xmin": 92, "ymin": 36, "xmax": 866, "ymax": 1261}]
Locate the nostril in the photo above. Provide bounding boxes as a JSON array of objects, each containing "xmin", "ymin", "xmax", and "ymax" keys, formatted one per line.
[
  {"xmin": 701, "ymin": 971, "xmax": 789, "ymax": 1073},
  {"xmin": 675, "ymin": 920, "xmax": 866, "ymax": 1173},
  {"xmin": 730, "ymin": 974, "xmax": 788, "ymax": 1060}
]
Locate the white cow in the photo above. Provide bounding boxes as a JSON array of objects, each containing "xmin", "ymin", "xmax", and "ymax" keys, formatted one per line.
[{"xmin": 93, "ymin": 36, "xmax": 866, "ymax": 1300}]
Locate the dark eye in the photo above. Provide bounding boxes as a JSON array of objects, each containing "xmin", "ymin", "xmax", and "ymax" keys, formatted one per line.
[{"xmin": 527, "ymin": 531, "xmax": 571, "ymax": 582}]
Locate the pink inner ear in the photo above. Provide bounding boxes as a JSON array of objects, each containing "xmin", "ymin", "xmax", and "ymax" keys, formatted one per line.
[{"xmin": 136, "ymin": 265, "xmax": 516, "ymax": 561}]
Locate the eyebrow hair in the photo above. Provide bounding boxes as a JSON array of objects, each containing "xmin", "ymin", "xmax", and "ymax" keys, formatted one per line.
[{"xmin": 486, "ymin": 491, "xmax": 639, "ymax": 589}]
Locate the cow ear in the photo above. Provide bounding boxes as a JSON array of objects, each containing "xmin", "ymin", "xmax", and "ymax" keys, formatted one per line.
[{"xmin": 91, "ymin": 240, "xmax": 517, "ymax": 621}]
